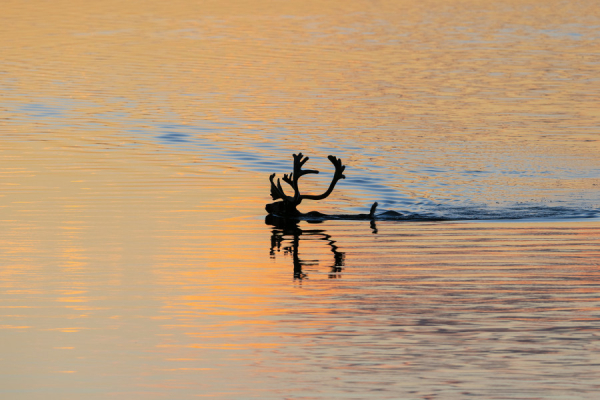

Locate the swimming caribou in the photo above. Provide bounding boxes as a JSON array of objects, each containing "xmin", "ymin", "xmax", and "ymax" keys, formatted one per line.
[{"xmin": 266, "ymin": 153, "xmax": 379, "ymax": 220}]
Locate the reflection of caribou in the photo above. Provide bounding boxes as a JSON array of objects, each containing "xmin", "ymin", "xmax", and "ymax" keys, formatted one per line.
[
  {"xmin": 266, "ymin": 153, "xmax": 381, "ymax": 220},
  {"xmin": 267, "ymin": 215, "xmax": 346, "ymax": 280}
]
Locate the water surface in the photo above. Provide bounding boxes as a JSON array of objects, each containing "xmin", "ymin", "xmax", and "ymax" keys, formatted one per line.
[{"xmin": 1, "ymin": 0, "xmax": 600, "ymax": 398}]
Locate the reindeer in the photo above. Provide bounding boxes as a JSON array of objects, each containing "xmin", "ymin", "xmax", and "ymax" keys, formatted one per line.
[{"xmin": 266, "ymin": 153, "xmax": 379, "ymax": 220}]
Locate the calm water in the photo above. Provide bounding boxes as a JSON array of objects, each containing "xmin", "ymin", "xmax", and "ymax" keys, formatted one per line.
[{"xmin": 1, "ymin": 0, "xmax": 600, "ymax": 398}]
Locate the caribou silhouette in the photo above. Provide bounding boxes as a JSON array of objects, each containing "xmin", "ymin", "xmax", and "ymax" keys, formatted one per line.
[{"xmin": 266, "ymin": 153, "xmax": 381, "ymax": 220}]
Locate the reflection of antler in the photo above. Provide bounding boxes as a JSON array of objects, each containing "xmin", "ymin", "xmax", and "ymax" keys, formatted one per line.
[{"xmin": 267, "ymin": 154, "xmax": 346, "ymax": 217}]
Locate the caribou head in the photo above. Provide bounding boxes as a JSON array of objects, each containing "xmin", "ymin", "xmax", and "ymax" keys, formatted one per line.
[{"xmin": 266, "ymin": 153, "xmax": 346, "ymax": 217}]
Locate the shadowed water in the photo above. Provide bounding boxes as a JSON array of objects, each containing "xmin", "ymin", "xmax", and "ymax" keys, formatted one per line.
[{"xmin": 1, "ymin": 0, "xmax": 600, "ymax": 398}]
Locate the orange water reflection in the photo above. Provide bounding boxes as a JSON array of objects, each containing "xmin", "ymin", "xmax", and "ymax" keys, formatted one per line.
[{"xmin": 2, "ymin": 136, "xmax": 600, "ymax": 397}]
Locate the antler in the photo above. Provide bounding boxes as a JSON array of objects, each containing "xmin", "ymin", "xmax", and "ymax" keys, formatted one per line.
[
  {"xmin": 282, "ymin": 153, "xmax": 319, "ymax": 204},
  {"xmin": 267, "ymin": 154, "xmax": 346, "ymax": 216},
  {"xmin": 299, "ymin": 155, "xmax": 346, "ymax": 201},
  {"xmin": 269, "ymin": 173, "xmax": 289, "ymax": 201}
]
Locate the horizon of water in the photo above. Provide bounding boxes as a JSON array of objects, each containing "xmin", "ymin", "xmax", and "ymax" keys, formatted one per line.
[{"xmin": 2, "ymin": 0, "xmax": 600, "ymax": 399}]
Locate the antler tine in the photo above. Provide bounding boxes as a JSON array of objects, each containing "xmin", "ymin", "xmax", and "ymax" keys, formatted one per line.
[
  {"xmin": 282, "ymin": 173, "xmax": 293, "ymax": 187},
  {"xmin": 282, "ymin": 153, "xmax": 317, "ymax": 204},
  {"xmin": 328, "ymin": 155, "xmax": 346, "ymax": 179},
  {"xmin": 269, "ymin": 173, "xmax": 288, "ymax": 201},
  {"xmin": 299, "ymin": 155, "xmax": 346, "ymax": 201},
  {"xmin": 293, "ymin": 153, "xmax": 319, "ymax": 179}
]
